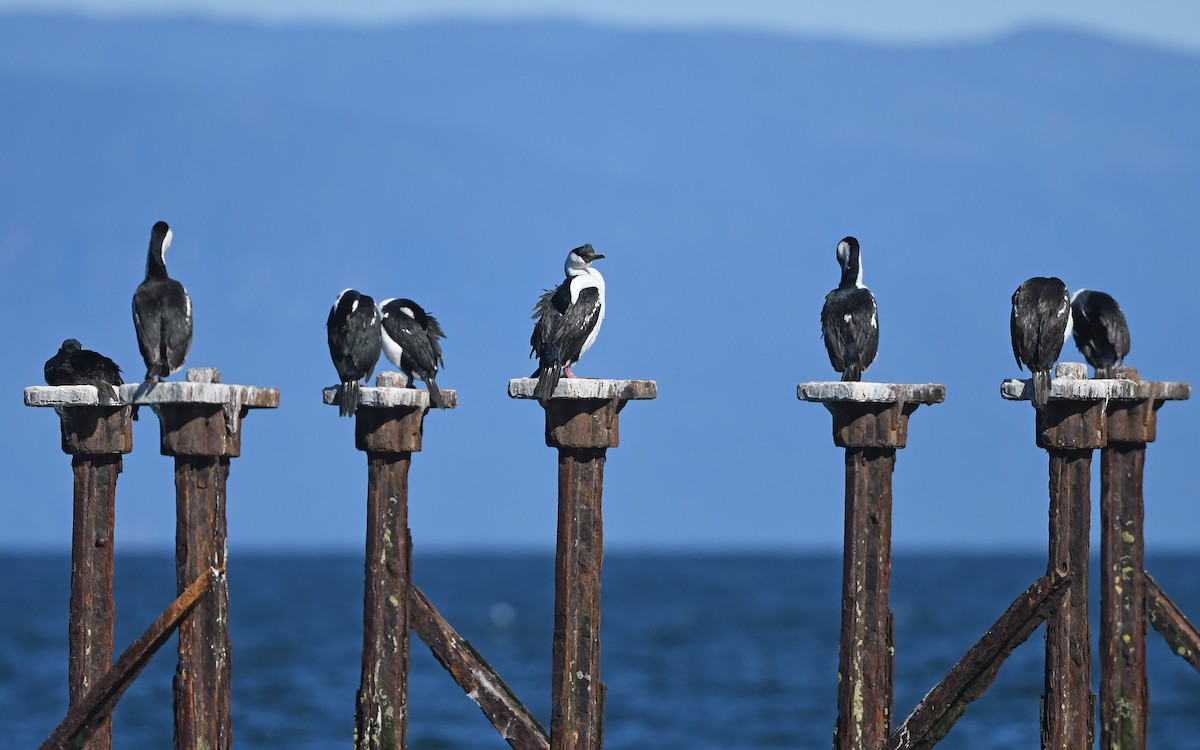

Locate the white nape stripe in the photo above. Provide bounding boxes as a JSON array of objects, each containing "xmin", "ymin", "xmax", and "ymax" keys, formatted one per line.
[
  {"xmin": 855, "ymin": 253, "xmax": 864, "ymax": 289},
  {"xmin": 162, "ymin": 228, "xmax": 173, "ymax": 259}
]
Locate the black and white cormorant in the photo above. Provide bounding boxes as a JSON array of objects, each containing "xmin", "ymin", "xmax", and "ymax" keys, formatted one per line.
[
  {"xmin": 1070, "ymin": 289, "xmax": 1130, "ymax": 379},
  {"xmin": 379, "ymin": 297, "xmax": 447, "ymax": 409},
  {"xmin": 132, "ymin": 221, "xmax": 193, "ymax": 381},
  {"xmin": 530, "ymin": 244, "xmax": 606, "ymax": 403},
  {"xmin": 1010, "ymin": 276, "xmax": 1071, "ymax": 410},
  {"xmin": 326, "ymin": 288, "xmax": 382, "ymax": 418},
  {"xmin": 44, "ymin": 339, "xmax": 124, "ymax": 404},
  {"xmin": 820, "ymin": 236, "xmax": 879, "ymax": 382}
]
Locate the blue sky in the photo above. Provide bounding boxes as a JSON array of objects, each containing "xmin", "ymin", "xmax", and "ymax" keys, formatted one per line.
[{"xmin": 2, "ymin": 2, "xmax": 1198, "ymax": 553}]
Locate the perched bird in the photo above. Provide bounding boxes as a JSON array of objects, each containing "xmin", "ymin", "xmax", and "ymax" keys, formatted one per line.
[
  {"xmin": 379, "ymin": 297, "xmax": 447, "ymax": 409},
  {"xmin": 820, "ymin": 236, "xmax": 879, "ymax": 382},
  {"xmin": 327, "ymin": 288, "xmax": 382, "ymax": 417},
  {"xmin": 1010, "ymin": 277, "xmax": 1071, "ymax": 409},
  {"xmin": 44, "ymin": 339, "xmax": 124, "ymax": 403},
  {"xmin": 530, "ymin": 244, "xmax": 606, "ymax": 402},
  {"xmin": 132, "ymin": 221, "xmax": 193, "ymax": 381},
  {"xmin": 1070, "ymin": 289, "xmax": 1130, "ymax": 378}
]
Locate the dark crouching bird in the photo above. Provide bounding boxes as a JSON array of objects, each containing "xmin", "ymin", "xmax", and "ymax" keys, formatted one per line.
[
  {"xmin": 44, "ymin": 339, "xmax": 124, "ymax": 403},
  {"xmin": 1010, "ymin": 276, "xmax": 1071, "ymax": 409},
  {"xmin": 132, "ymin": 221, "xmax": 193, "ymax": 381},
  {"xmin": 326, "ymin": 288, "xmax": 382, "ymax": 417},
  {"xmin": 820, "ymin": 236, "xmax": 879, "ymax": 382},
  {"xmin": 1071, "ymin": 289, "xmax": 1130, "ymax": 378},
  {"xmin": 530, "ymin": 244, "xmax": 606, "ymax": 402},
  {"xmin": 379, "ymin": 297, "xmax": 447, "ymax": 409}
]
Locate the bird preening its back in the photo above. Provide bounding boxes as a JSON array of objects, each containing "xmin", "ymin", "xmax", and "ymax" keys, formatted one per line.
[
  {"xmin": 821, "ymin": 236, "xmax": 879, "ymax": 382},
  {"xmin": 132, "ymin": 221, "xmax": 193, "ymax": 382},
  {"xmin": 530, "ymin": 244, "xmax": 606, "ymax": 403},
  {"xmin": 380, "ymin": 297, "xmax": 447, "ymax": 409},
  {"xmin": 326, "ymin": 288, "xmax": 382, "ymax": 418},
  {"xmin": 1010, "ymin": 276, "xmax": 1071, "ymax": 410},
  {"xmin": 1071, "ymin": 289, "xmax": 1130, "ymax": 379},
  {"xmin": 44, "ymin": 339, "xmax": 124, "ymax": 404}
]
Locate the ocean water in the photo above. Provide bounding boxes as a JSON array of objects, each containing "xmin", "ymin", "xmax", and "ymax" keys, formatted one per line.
[{"xmin": 1, "ymin": 553, "xmax": 1198, "ymax": 748}]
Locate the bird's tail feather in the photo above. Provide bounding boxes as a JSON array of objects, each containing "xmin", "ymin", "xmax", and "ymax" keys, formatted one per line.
[
  {"xmin": 840, "ymin": 366, "xmax": 863, "ymax": 383},
  {"xmin": 534, "ymin": 365, "xmax": 560, "ymax": 403},
  {"xmin": 426, "ymin": 377, "xmax": 446, "ymax": 410},
  {"xmin": 1032, "ymin": 370, "xmax": 1052, "ymax": 410},
  {"xmin": 341, "ymin": 380, "xmax": 359, "ymax": 418}
]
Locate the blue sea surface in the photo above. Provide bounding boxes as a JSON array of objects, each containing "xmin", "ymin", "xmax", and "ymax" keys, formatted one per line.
[{"xmin": 1, "ymin": 553, "xmax": 1198, "ymax": 748}]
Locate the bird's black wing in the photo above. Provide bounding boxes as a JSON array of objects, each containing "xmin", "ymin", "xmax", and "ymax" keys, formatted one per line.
[
  {"xmin": 1101, "ymin": 304, "xmax": 1131, "ymax": 362},
  {"xmin": 159, "ymin": 280, "xmax": 193, "ymax": 373},
  {"xmin": 384, "ymin": 311, "xmax": 441, "ymax": 377},
  {"xmin": 530, "ymin": 285, "xmax": 563, "ymax": 360},
  {"xmin": 132, "ymin": 284, "xmax": 162, "ymax": 373},
  {"xmin": 1010, "ymin": 286, "xmax": 1026, "ymax": 370},
  {"xmin": 552, "ymin": 286, "xmax": 602, "ymax": 365}
]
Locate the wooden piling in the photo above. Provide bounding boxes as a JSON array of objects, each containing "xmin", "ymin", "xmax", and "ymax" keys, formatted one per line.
[
  {"xmin": 797, "ymin": 381, "xmax": 945, "ymax": 750},
  {"xmin": 324, "ymin": 372, "xmax": 456, "ymax": 750},
  {"xmin": 1096, "ymin": 367, "xmax": 1189, "ymax": 750},
  {"xmin": 1001, "ymin": 363, "xmax": 1188, "ymax": 749},
  {"xmin": 24, "ymin": 386, "xmax": 134, "ymax": 750},
  {"xmin": 138, "ymin": 368, "xmax": 279, "ymax": 750},
  {"xmin": 510, "ymin": 377, "xmax": 656, "ymax": 750}
]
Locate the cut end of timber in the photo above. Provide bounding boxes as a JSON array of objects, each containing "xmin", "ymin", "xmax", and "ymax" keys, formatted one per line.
[
  {"xmin": 507, "ymin": 378, "xmax": 657, "ymax": 401},
  {"xmin": 26, "ymin": 369, "xmax": 279, "ymax": 410},
  {"xmin": 321, "ymin": 384, "xmax": 458, "ymax": 410},
  {"xmin": 1001, "ymin": 362, "xmax": 1190, "ymax": 402},
  {"xmin": 796, "ymin": 381, "xmax": 946, "ymax": 405}
]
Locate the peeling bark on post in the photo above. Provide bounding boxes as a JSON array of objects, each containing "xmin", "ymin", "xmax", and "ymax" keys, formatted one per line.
[
  {"xmin": 409, "ymin": 586, "xmax": 550, "ymax": 750},
  {"xmin": 796, "ymin": 383, "xmax": 943, "ymax": 750},
  {"xmin": 834, "ymin": 446, "xmax": 895, "ymax": 750},
  {"xmin": 1146, "ymin": 574, "xmax": 1200, "ymax": 673},
  {"xmin": 172, "ymin": 454, "xmax": 232, "ymax": 750},
  {"xmin": 883, "ymin": 574, "xmax": 1069, "ymax": 750},
  {"xmin": 509, "ymin": 378, "xmax": 656, "ymax": 750},
  {"xmin": 1043, "ymin": 448, "xmax": 1095, "ymax": 750},
  {"xmin": 62, "ymin": 405, "xmax": 132, "ymax": 750},
  {"xmin": 40, "ymin": 569, "xmax": 217, "ymax": 750},
  {"xmin": 1099, "ymin": 443, "xmax": 1147, "ymax": 750},
  {"xmin": 355, "ymin": 453, "xmax": 413, "ymax": 750},
  {"xmin": 551, "ymin": 447, "xmax": 606, "ymax": 750},
  {"xmin": 323, "ymin": 373, "xmax": 457, "ymax": 750}
]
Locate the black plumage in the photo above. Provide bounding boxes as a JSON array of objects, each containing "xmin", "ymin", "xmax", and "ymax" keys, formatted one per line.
[
  {"xmin": 1071, "ymin": 289, "xmax": 1130, "ymax": 378},
  {"xmin": 1010, "ymin": 276, "xmax": 1071, "ymax": 409},
  {"xmin": 820, "ymin": 236, "xmax": 879, "ymax": 382},
  {"xmin": 380, "ymin": 297, "xmax": 447, "ymax": 409},
  {"xmin": 326, "ymin": 289, "xmax": 382, "ymax": 418},
  {"xmin": 530, "ymin": 244, "xmax": 606, "ymax": 403},
  {"xmin": 132, "ymin": 221, "xmax": 193, "ymax": 381},
  {"xmin": 44, "ymin": 339, "xmax": 124, "ymax": 404}
]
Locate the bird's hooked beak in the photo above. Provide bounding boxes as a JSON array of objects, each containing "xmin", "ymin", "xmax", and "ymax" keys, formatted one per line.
[{"xmin": 577, "ymin": 245, "xmax": 604, "ymax": 263}]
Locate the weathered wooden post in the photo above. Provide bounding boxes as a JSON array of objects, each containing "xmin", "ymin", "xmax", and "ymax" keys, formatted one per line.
[
  {"xmin": 1096, "ymin": 368, "xmax": 1188, "ymax": 750},
  {"xmin": 796, "ymin": 381, "xmax": 945, "ymax": 750},
  {"xmin": 323, "ymin": 372, "xmax": 456, "ymax": 750},
  {"xmin": 1001, "ymin": 362, "xmax": 1103, "ymax": 748},
  {"xmin": 24, "ymin": 386, "xmax": 135, "ymax": 750},
  {"xmin": 509, "ymin": 377, "xmax": 657, "ymax": 750},
  {"xmin": 137, "ymin": 368, "xmax": 279, "ymax": 750}
]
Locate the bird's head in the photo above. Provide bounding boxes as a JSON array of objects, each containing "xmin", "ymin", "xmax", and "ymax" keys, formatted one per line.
[
  {"xmin": 565, "ymin": 244, "xmax": 604, "ymax": 274},
  {"xmin": 151, "ymin": 221, "xmax": 173, "ymax": 260},
  {"xmin": 61, "ymin": 339, "xmax": 82, "ymax": 353}
]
